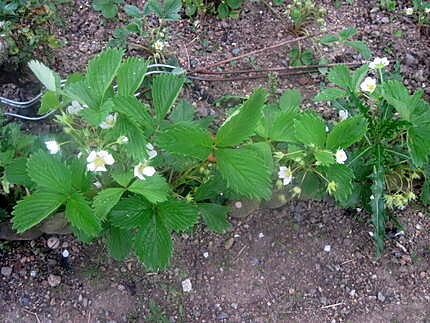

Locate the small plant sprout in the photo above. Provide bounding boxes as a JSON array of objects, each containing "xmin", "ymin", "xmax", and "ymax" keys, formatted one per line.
[
  {"xmin": 369, "ymin": 57, "xmax": 389, "ymax": 69},
  {"xmin": 99, "ymin": 113, "xmax": 118, "ymax": 129},
  {"xmin": 335, "ymin": 149, "xmax": 347, "ymax": 164},
  {"xmin": 278, "ymin": 166, "xmax": 293, "ymax": 186},
  {"xmin": 45, "ymin": 140, "xmax": 61, "ymax": 154},
  {"xmin": 360, "ymin": 77, "xmax": 377, "ymax": 93},
  {"xmin": 86, "ymin": 150, "xmax": 115, "ymax": 172},
  {"xmin": 134, "ymin": 162, "xmax": 156, "ymax": 180}
]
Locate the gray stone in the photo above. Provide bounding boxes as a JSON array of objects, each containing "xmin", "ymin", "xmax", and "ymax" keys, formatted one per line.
[
  {"xmin": 232, "ymin": 48, "xmax": 241, "ymax": 55},
  {"xmin": 1, "ymin": 266, "xmax": 12, "ymax": 277},
  {"xmin": 377, "ymin": 291, "xmax": 386, "ymax": 302}
]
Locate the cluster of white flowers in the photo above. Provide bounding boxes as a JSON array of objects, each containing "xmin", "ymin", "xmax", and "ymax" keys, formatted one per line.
[
  {"xmin": 66, "ymin": 101, "xmax": 85, "ymax": 115},
  {"xmin": 405, "ymin": 7, "xmax": 414, "ymax": 15},
  {"xmin": 99, "ymin": 113, "xmax": 118, "ymax": 129},
  {"xmin": 360, "ymin": 77, "xmax": 377, "ymax": 93},
  {"xmin": 278, "ymin": 166, "xmax": 293, "ymax": 186},
  {"xmin": 369, "ymin": 57, "xmax": 389, "ymax": 70},
  {"xmin": 153, "ymin": 40, "xmax": 166, "ymax": 52}
]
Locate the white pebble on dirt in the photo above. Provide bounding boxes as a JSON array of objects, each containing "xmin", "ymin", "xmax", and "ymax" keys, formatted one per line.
[
  {"xmin": 203, "ymin": 252, "xmax": 209, "ymax": 258},
  {"xmin": 324, "ymin": 245, "xmax": 331, "ymax": 252},
  {"xmin": 258, "ymin": 232, "xmax": 264, "ymax": 239},
  {"xmin": 182, "ymin": 278, "xmax": 192, "ymax": 292}
]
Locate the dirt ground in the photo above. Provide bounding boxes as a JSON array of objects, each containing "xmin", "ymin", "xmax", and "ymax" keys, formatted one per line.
[{"xmin": 1, "ymin": 0, "xmax": 430, "ymax": 322}]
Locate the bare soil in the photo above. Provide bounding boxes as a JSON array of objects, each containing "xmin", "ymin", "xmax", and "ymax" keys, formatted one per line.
[{"xmin": 1, "ymin": 0, "xmax": 430, "ymax": 322}]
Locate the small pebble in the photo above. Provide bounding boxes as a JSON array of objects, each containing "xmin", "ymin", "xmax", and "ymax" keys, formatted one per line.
[
  {"xmin": 258, "ymin": 232, "xmax": 264, "ymax": 239},
  {"xmin": 47, "ymin": 237, "xmax": 60, "ymax": 249},
  {"xmin": 324, "ymin": 245, "xmax": 331, "ymax": 252},
  {"xmin": 377, "ymin": 291, "xmax": 386, "ymax": 302},
  {"xmin": 182, "ymin": 278, "xmax": 192, "ymax": 292},
  {"xmin": 1, "ymin": 266, "xmax": 12, "ymax": 277},
  {"xmin": 62, "ymin": 249, "xmax": 70, "ymax": 258},
  {"xmin": 203, "ymin": 252, "xmax": 209, "ymax": 258},
  {"xmin": 48, "ymin": 274, "xmax": 61, "ymax": 287}
]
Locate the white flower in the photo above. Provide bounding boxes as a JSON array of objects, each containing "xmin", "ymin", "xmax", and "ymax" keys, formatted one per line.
[
  {"xmin": 146, "ymin": 143, "xmax": 158, "ymax": 159},
  {"xmin": 86, "ymin": 150, "xmax": 115, "ymax": 172},
  {"xmin": 134, "ymin": 162, "xmax": 156, "ymax": 180},
  {"xmin": 182, "ymin": 278, "xmax": 192, "ymax": 292},
  {"xmin": 66, "ymin": 101, "xmax": 84, "ymax": 115},
  {"xmin": 369, "ymin": 57, "xmax": 389, "ymax": 70},
  {"xmin": 278, "ymin": 166, "xmax": 293, "ymax": 186},
  {"xmin": 335, "ymin": 149, "xmax": 347, "ymax": 164},
  {"xmin": 117, "ymin": 135, "xmax": 129, "ymax": 144},
  {"xmin": 45, "ymin": 140, "xmax": 60, "ymax": 154},
  {"xmin": 99, "ymin": 113, "xmax": 117, "ymax": 129},
  {"xmin": 425, "ymin": 8, "xmax": 430, "ymax": 14},
  {"xmin": 405, "ymin": 7, "xmax": 414, "ymax": 15},
  {"xmin": 153, "ymin": 40, "xmax": 165, "ymax": 52},
  {"xmin": 360, "ymin": 77, "xmax": 377, "ymax": 93},
  {"xmin": 338, "ymin": 109, "xmax": 349, "ymax": 121}
]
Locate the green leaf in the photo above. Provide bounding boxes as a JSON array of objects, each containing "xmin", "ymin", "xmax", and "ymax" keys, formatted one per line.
[
  {"xmin": 216, "ymin": 143, "xmax": 272, "ymax": 199},
  {"xmin": 313, "ymin": 87, "xmax": 348, "ymax": 102},
  {"xmin": 128, "ymin": 175, "xmax": 170, "ymax": 203},
  {"xmin": 279, "ymin": 89, "xmax": 301, "ymax": 112},
  {"xmin": 407, "ymin": 125, "xmax": 430, "ymax": 167},
  {"xmin": 113, "ymin": 116, "xmax": 149, "ymax": 161},
  {"xmin": 216, "ymin": 88, "xmax": 267, "ymax": 147},
  {"xmin": 338, "ymin": 27, "xmax": 357, "ymax": 40},
  {"xmin": 319, "ymin": 34, "xmax": 339, "ymax": 44},
  {"xmin": 124, "ymin": 4, "xmax": 142, "ymax": 17},
  {"xmin": 227, "ymin": 0, "xmax": 242, "ymax": 9},
  {"xmin": 144, "ymin": 0, "xmax": 182, "ymax": 20},
  {"xmin": 217, "ymin": 3, "xmax": 229, "ymax": 18},
  {"xmin": 110, "ymin": 195, "xmax": 152, "ymax": 229},
  {"xmin": 116, "ymin": 57, "xmax": 148, "ymax": 96},
  {"xmin": 158, "ymin": 200, "xmax": 198, "ymax": 232},
  {"xmin": 87, "ymin": 48, "xmax": 124, "ymax": 103},
  {"xmin": 152, "ymin": 74, "xmax": 185, "ymax": 121},
  {"xmin": 112, "ymin": 95, "xmax": 153, "ymax": 131},
  {"xmin": 39, "ymin": 91, "xmax": 60, "ymax": 114},
  {"xmin": 314, "ymin": 149, "xmax": 335, "ymax": 166},
  {"xmin": 70, "ymin": 159, "xmax": 91, "ymax": 192},
  {"xmin": 326, "ymin": 115, "xmax": 367, "ymax": 150},
  {"xmin": 135, "ymin": 213, "xmax": 172, "ymax": 270},
  {"xmin": 170, "ymin": 100, "xmax": 195, "ymax": 122},
  {"xmin": 64, "ymin": 79, "xmax": 99, "ymax": 109},
  {"xmin": 351, "ymin": 64, "xmax": 369, "ymax": 93},
  {"xmin": 328, "ymin": 65, "xmax": 351, "ymax": 89},
  {"xmin": 12, "ymin": 191, "xmax": 65, "ymax": 233},
  {"xmin": 156, "ymin": 122, "xmax": 213, "ymax": 160},
  {"xmin": 93, "ymin": 188, "xmax": 125, "ymax": 220},
  {"xmin": 93, "ymin": 0, "xmax": 122, "ymax": 18},
  {"xmin": 106, "ymin": 226, "xmax": 133, "ymax": 260},
  {"xmin": 323, "ymin": 164, "xmax": 354, "ymax": 204},
  {"xmin": 4, "ymin": 157, "xmax": 32, "ymax": 187},
  {"xmin": 28, "ymin": 60, "xmax": 60, "ymax": 92},
  {"xmin": 111, "ymin": 169, "xmax": 134, "ymax": 187},
  {"xmin": 65, "ymin": 192, "xmax": 101, "ymax": 238},
  {"xmin": 27, "ymin": 151, "xmax": 72, "ymax": 193},
  {"xmin": 345, "ymin": 40, "xmax": 372, "ymax": 60},
  {"xmin": 199, "ymin": 203, "xmax": 231, "ymax": 233},
  {"xmin": 370, "ymin": 145, "xmax": 386, "ymax": 256},
  {"xmin": 194, "ymin": 175, "xmax": 228, "ymax": 201},
  {"xmin": 383, "ymin": 80, "xmax": 423, "ymax": 121},
  {"xmin": 267, "ymin": 110, "xmax": 297, "ymax": 142},
  {"xmin": 294, "ymin": 112, "xmax": 326, "ymax": 147}
]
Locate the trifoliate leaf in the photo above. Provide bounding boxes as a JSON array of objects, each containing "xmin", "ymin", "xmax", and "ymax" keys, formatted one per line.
[
  {"xmin": 216, "ymin": 143, "xmax": 272, "ymax": 199},
  {"xmin": 279, "ymin": 89, "xmax": 301, "ymax": 112},
  {"xmin": 106, "ymin": 226, "xmax": 133, "ymax": 260},
  {"xmin": 65, "ymin": 192, "xmax": 101, "ymax": 238},
  {"xmin": 109, "ymin": 195, "xmax": 152, "ymax": 229},
  {"xmin": 128, "ymin": 175, "xmax": 170, "ymax": 203},
  {"xmin": 64, "ymin": 79, "xmax": 99, "ymax": 109},
  {"xmin": 158, "ymin": 200, "xmax": 198, "ymax": 232},
  {"xmin": 134, "ymin": 213, "xmax": 172, "ymax": 271},
  {"xmin": 39, "ymin": 91, "xmax": 60, "ymax": 114},
  {"xmin": 328, "ymin": 65, "xmax": 351, "ymax": 90},
  {"xmin": 169, "ymin": 100, "xmax": 195, "ymax": 122},
  {"xmin": 216, "ymin": 88, "xmax": 267, "ymax": 147},
  {"xmin": 322, "ymin": 164, "xmax": 354, "ymax": 204},
  {"xmin": 116, "ymin": 57, "xmax": 148, "ymax": 96},
  {"xmin": 112, "ymin": 95, "xmax": 153, "ymax": 131},
  {"xmin": 345, "ymin": 40, "xmax": 372, "ymax": 60},
  {"xmin": 143, "ymin": 0, "xmax": 182, "ymax": 20},
  {"xmin": 4, "ymin": 157, "xmax": 32, "ymax": 187},
  {"xmin": 198, "ymin": 203, "xmax": 231, "ymax": 233},
  {"xmin": 314, "ymin": 149, "xmax": 335, "ymax": 166},
  {"xmin": 326, "ymin": 115, "xmax": 368, "ymax": 150},
  {"xmin": 152, "ymin": 74, "xmax": 185, "ymax": 121},
  {"xmin": 294, "ymin": 112, "xmax": 326, "ymax": 147},
  {"xmin": 156, "ymin": 122, "xmax": 213, "ymax": 160},
  {"xmin": 93, "ymin": 188, "xmax": 125, "ymax": 220},
  {"xmin": 27, "ymin": 151, "xmax": 72, "ymax": 193},
  {"xmin": 12, "ymin": 191, "xmax": 65, "ymax": 233},
  {"xmin": 351, "ymin": 64, "xmax": 369, "ymax": 93}
]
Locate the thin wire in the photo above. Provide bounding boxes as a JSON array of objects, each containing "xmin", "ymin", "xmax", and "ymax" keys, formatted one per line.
[{"xmin": 3, "ymin": 109, "xmax": 57, "ymax": 120}]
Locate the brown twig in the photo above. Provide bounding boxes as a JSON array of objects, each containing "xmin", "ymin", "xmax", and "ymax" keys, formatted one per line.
[
  {"xmin": 191, "ymin": 62, "xmax": 361, "ymax": 76},
  {"xmin": 192, "ymin": 29, "xmax": 337, "ymax": 73},
  {"xmin": 189, "ymin": 68, "xmax": 320, "ymax": 82}
]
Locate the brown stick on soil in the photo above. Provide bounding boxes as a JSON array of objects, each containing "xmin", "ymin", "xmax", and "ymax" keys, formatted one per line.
[
  {"xmin": 192, "ymin": 29, "xmax": 338, "ymax": 73},
  {"xmin": 191, "ymin": 62, "xmax": 361, "ymax": 75}
]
